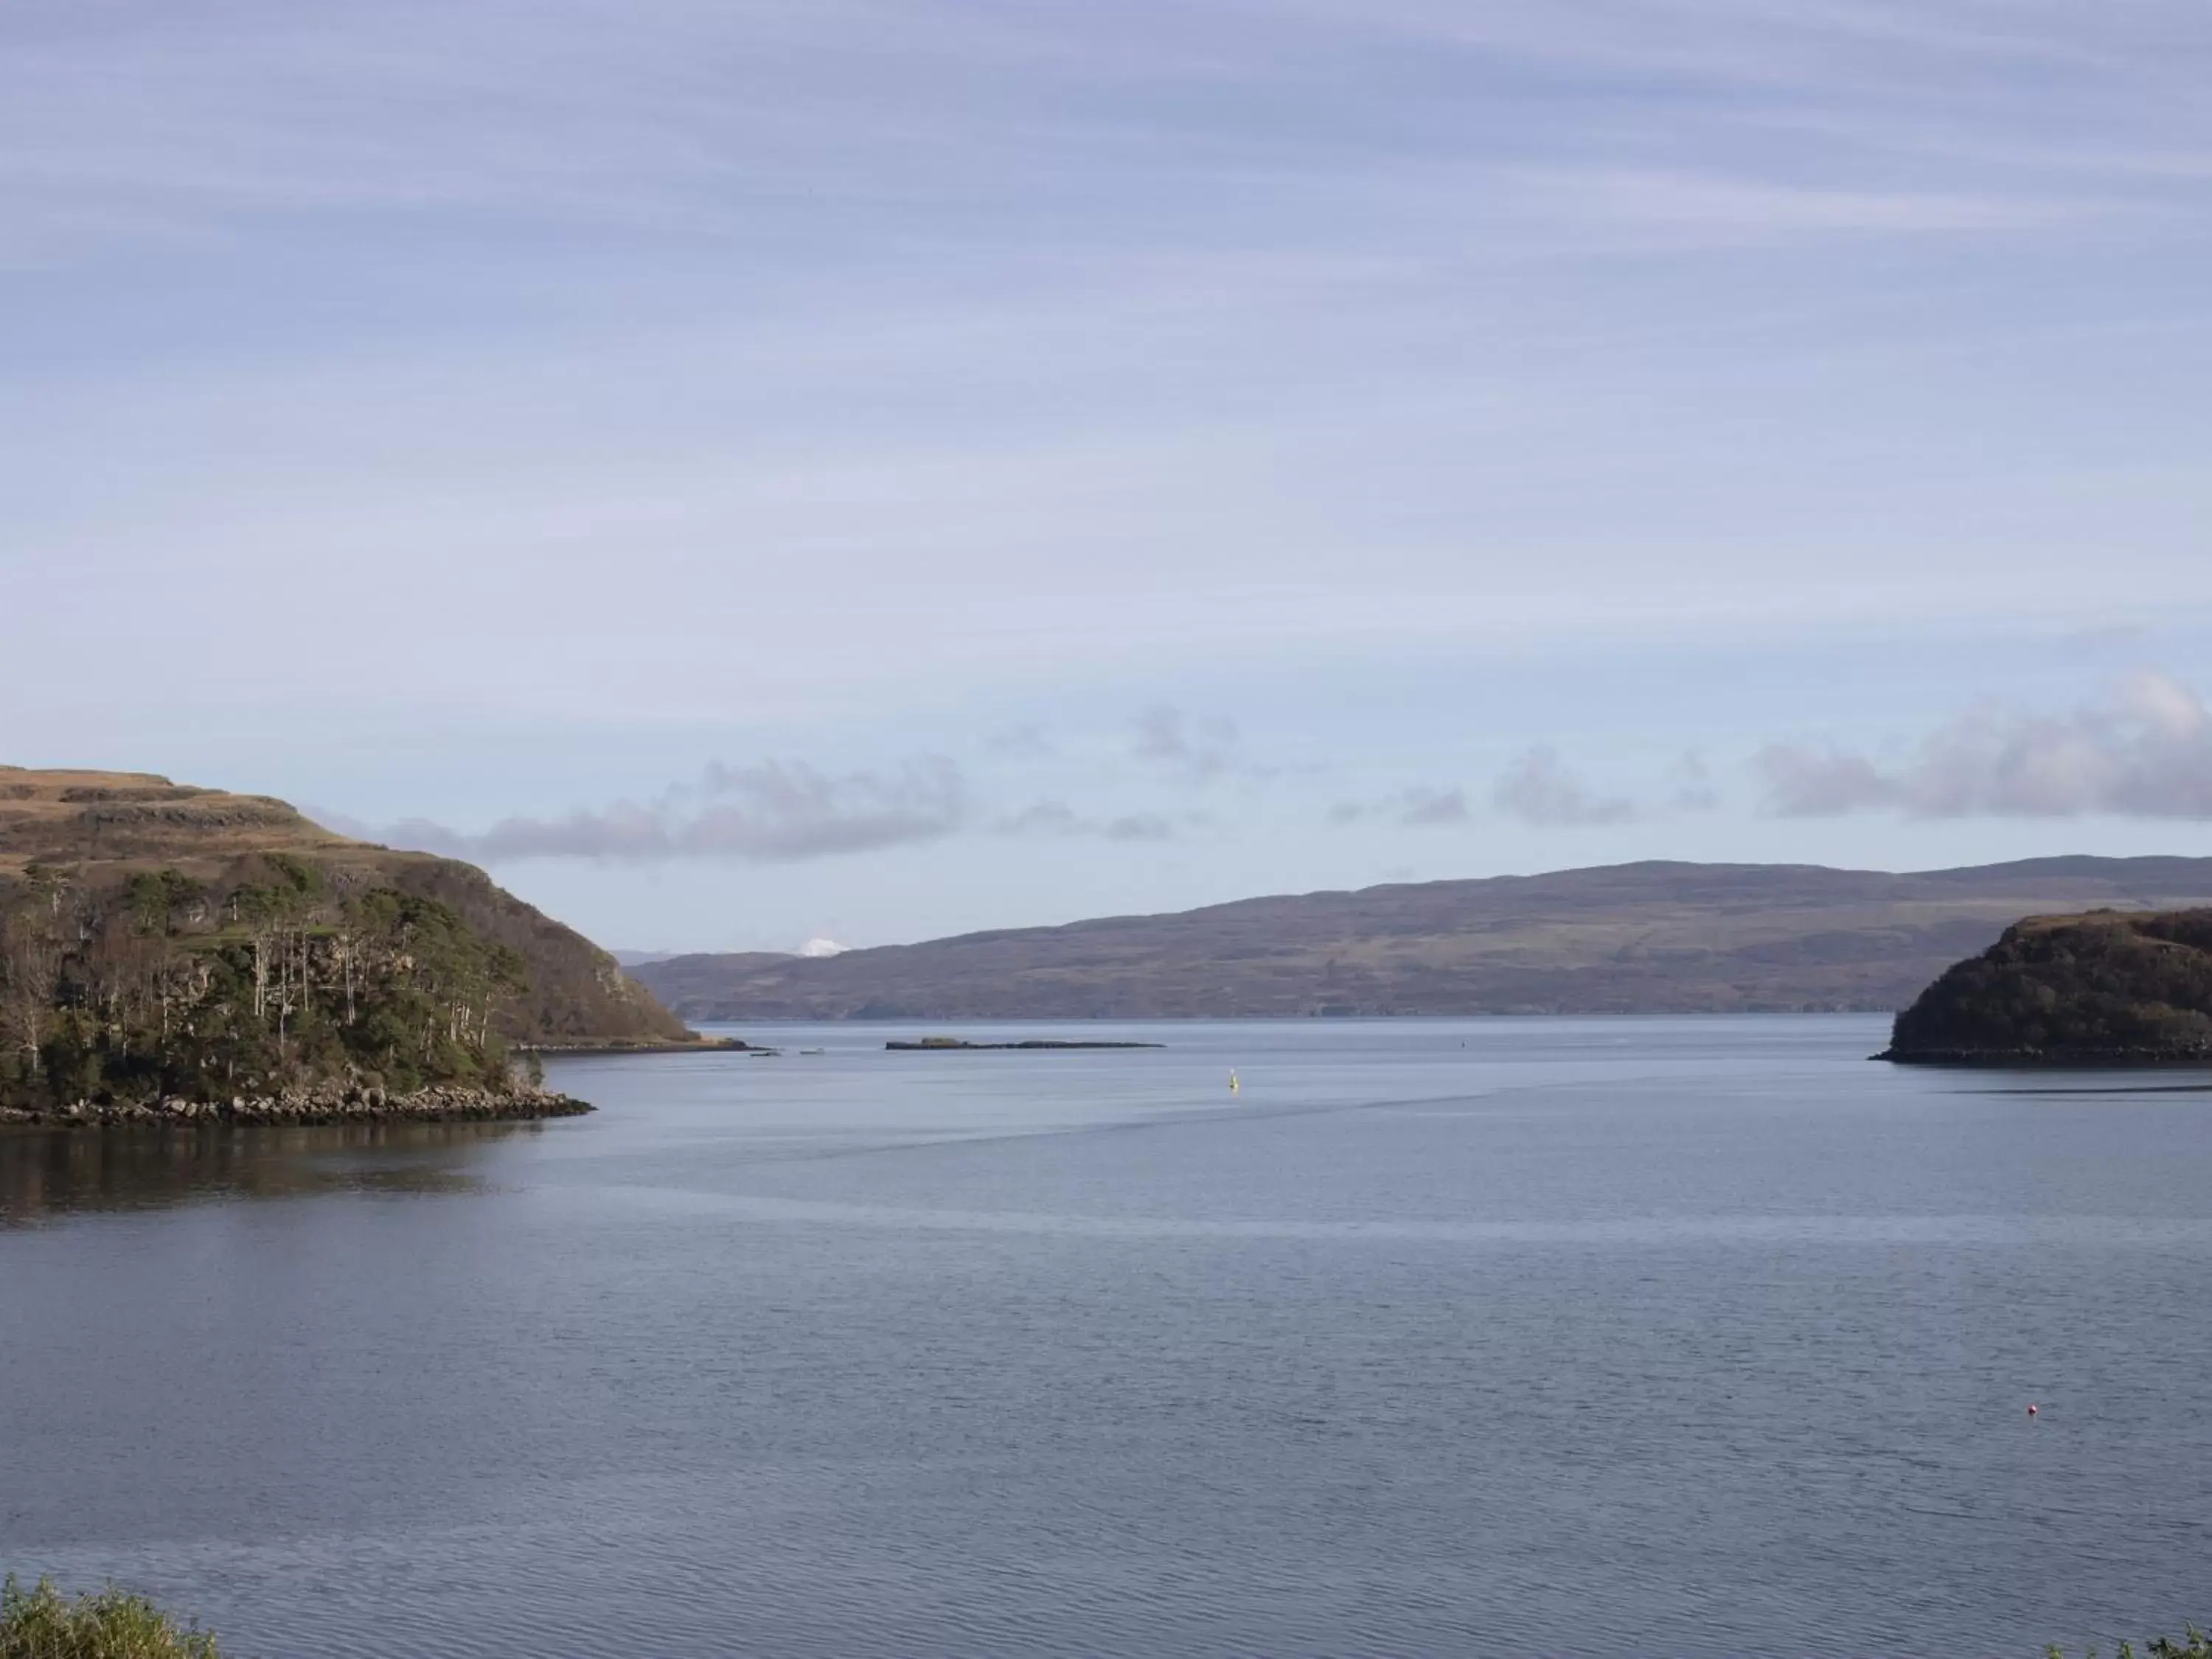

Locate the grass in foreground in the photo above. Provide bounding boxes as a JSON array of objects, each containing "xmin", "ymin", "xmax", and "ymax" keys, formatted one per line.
[
  {"xmin": 2049, "ymin": 1635, "xmax": 2211, "ymax": 1659},
  {"xmin": 0, "ymin": 1578, "xmax": 220, "ymax": 1659}
]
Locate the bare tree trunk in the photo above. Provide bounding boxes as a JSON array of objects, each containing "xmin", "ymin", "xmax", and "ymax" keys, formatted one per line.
[{"xmin": 1, "ymin": 904, "xmax": 64, "ymax": 1081}]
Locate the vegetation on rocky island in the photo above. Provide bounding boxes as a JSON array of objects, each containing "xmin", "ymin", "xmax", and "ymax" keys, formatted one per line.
[
  {"xmin": 1885, "ymin": 908, "xmax": 2212, "ymax": 1064},
  {"xmin": 0, "ymin": 855, "xmax": 530, "ymax": 1113}
]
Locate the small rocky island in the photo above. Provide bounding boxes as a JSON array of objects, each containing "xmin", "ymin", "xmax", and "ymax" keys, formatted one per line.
[
  {"xmin": 0, "ymin": 767, "xmax": 708, "ymax": 1127},
  {"xmin": 1882, "ymin": 908, "xmax": 2212, "ymax": 1065}
]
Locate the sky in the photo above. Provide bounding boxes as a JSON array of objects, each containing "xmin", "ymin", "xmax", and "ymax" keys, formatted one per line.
[{"xmin": 4, "ymin": 0, "xmax": 2210, "ymax": 953}]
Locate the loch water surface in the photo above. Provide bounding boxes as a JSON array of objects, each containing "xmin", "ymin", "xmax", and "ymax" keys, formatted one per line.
[{"xmin": 4, "ymin": 1018, "xmax": 2210, "ymax": 1658}]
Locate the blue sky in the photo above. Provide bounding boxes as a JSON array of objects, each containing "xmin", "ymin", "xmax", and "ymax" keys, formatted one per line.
[{"xmin": 4, "ymin": 0, "xmax": 2210, "ymax": 952}]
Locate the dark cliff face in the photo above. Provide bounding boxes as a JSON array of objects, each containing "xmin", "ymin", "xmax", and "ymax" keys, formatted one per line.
[{"xmin": 1883, "ymin": 910, "xmax": 2212, "ymax": 1065}]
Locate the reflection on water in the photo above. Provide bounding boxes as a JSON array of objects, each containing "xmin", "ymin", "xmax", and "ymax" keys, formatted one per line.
[
  {"xmin": 9, "ymin": 1018, "xmax": 2212, "ymax": 1659},
  {"xmin": 0, "ymin": 1119, "xmax": 538, "ymax": 1223}
]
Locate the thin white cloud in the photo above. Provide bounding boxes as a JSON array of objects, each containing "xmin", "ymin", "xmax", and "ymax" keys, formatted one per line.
[
  {"xmin": 5, "ymin": 0, "xmax": 2183, "ymax": 268},
  {"xmin": 1670, "ymin": 751, "xmax": 1721, "ymax": 812},
  {"xmin": 1262, "ymin": 0, "xmax": 2186, "ymax": 93},
  {"xmin": 997, "ymin": 799, "xmax": 1186, "ymax": 842},
  {"xmin": 996, "ymin": 799, "xmax": 1085, "ymax": 836},
  {"xmin": 1105, "ymin": 813, "xmax": 1181, "ymax": 843},
  {"xmin": 983, "ymin": 722, "xmax": 1054, "ymax": 759},
  {"xmin": 10, "ymin": 0, "xmax": 2210, "ymax": 740},
  {"xmin": 1512, "ymin": 167, "xmax": 2082, "ymax": 238},
  {"xmin": 380, "ymin": 757, "xmax": 968, "ymax": 863},
  {"xmin": 1398, "ymin": 787, "xmax": 1470, "ymax": 827},
  {"xmin": 1319, "ymin": 784, "xmax": 1479, "ymax": 828},
  {"xmin": 1491, "ymin": 748, "xmax": 1638, "ymax": 827},
  {"xmin": 1756, "ymin": 669, "xmax": 2212, "ymax": 818},
  {"xmin": 1132, "ymin": 706, "xmax": 1245, "ymax": 785}
]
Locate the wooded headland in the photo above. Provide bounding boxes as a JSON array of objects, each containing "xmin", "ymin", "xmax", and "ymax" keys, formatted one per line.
[{"xmin": 0, "ymin": 768, "xmax": 695, "ymax": 1123}]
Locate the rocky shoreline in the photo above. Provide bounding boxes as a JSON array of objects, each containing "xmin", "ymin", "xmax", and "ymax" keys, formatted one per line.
[
  {"xmin": 1878, "ymin": 1045, "xmax": 2212, "ymax": 1066},
  {"xmin": 0, "ymin": 1083, "xmax": 594, "ymax": 1129},
  {"xmin": 519, "ymin": 1036, "xmax": 757, "ymax": 1056}
]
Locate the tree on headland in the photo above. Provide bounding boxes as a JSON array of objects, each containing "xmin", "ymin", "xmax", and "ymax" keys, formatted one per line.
[{"xmin": 0, "ymin": 875, "xmax": 66, "ymax": 1086}]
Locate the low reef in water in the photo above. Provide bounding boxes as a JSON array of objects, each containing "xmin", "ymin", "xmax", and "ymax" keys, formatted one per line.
[{"xmin": 885, "ymin": 1037, "xmax": 1164, "ymax": 1051}]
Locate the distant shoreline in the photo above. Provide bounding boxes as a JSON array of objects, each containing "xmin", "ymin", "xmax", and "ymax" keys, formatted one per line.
[
  {"xmin": 886, "ymin": 1038, "xmax": 1166, "ymax": 1051},
  {"xmin": 627, "ymin": 857, "xmax": 2212, "ymax": 1024},
  {"xmin": 523, "ymin": 1036, "xmax": 758, "ymax": 1057}
]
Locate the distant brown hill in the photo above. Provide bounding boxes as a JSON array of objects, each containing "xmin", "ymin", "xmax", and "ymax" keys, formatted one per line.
[
  {"xmin": 0, "ymin": 767, "xmax": 690, "ymax": 1047},
  {"xmin": 632, "ymin": 858, "xmax": 2212, "ymax": 1020}
]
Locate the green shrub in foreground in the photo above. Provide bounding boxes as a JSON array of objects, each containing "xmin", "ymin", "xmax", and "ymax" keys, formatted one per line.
[{"xmin": 0, "ymin": 1577, "xmax": 220, "ymax": 1659}]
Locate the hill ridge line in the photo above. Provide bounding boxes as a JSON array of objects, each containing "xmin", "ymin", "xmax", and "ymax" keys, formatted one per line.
[{"xmin": 632, "ymin": 856, "xmax": 2212, "ymax": 1022}]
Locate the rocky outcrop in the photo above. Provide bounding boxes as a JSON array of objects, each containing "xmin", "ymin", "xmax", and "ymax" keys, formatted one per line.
[
  {"xmin": 1882, "ymin": 908, "xmax": 2212, "ymax": 1065},
  {"xmin": 0, "ymin": 1084, "xmax": 593, "ymax": 1128}
]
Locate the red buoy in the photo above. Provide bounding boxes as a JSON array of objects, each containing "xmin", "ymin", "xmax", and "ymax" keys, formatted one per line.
[{"xmin": 2027, "ymin": 1404, "xmax": 2039, "ymax": 1416}]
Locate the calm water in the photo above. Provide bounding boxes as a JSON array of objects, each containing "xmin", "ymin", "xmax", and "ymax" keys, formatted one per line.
[{"xmin": 4, "ymin": 1018, "xmax": 2211, "ymax": 1658}]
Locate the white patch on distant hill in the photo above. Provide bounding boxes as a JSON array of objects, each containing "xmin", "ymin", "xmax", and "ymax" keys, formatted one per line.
[{"xmin": 799, "ymin": 937, "xmax": 848, "ymax": 958}]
